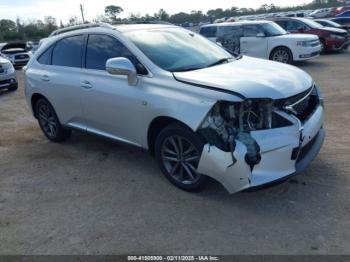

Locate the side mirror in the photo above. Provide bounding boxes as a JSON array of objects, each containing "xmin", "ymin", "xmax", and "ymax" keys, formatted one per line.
[
  {"xmin": 106, "ymin": 57, "xmax": 138, "ymax": 86},
  {"xmin": 298, "ymin": 28, "xmax": 304, "ymax": 33},
  {"xmin": 256, "ymin": 32, "xmax": 265, "ymax": 37}
]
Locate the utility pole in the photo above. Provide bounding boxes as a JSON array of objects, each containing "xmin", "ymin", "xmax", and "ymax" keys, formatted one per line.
[{"xmin": 80, "ymin": 4, "xmax": 85, "ymax": 23}]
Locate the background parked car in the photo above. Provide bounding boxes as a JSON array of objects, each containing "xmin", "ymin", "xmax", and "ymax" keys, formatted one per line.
[
  {"xmin": 0, "ymin": 56, "xmax": 18, "ymax": 92},
  {"xmin": 331, "ymin": 17, "xmax": 350, "ymax": 28},
  {"xmin": 0, "ymin": 42, "xmax": 31, "ymax": 68},
  {"xmin": 309, "ymin": 8, "xmax": 332, "ymax": 18},
  {"xmin": 336, "ymin": 10, "xmax": 350, "ymax": 17},
  {"xmin": 329, "ymin": 6, "xmax": 350, "ymax": 17},
  {"xmin": 314, "ymin": 19, "xmax": 350, "ymax": 32},
  {"xmin": 272, "ymin": 17, "xmax": 350, "ymax": 51},
  {"xmin": 199, "ymin": 21, "xmax": 321, "ymax": 64}
]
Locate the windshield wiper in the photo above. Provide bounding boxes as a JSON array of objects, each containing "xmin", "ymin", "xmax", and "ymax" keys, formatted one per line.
[
  {"xmin": 171, "ymin": 67, "xmax": 204, "ymax": 72},
  {"xmin": 208, "ymin": 57, "xmax": 232, "ymax": 67}
]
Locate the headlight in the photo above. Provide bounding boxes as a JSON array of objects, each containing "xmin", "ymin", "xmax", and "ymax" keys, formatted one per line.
[
  {"xmin": 4, "ymin": 62, "xmax": 15, "ymax": 74},
  {"xmin": 329, "ymin": 34, "xmax": 345, "ymax": 40},
  {"xmin": 297, "ymin": 41, "xmax": 309, "ymax": 47}
]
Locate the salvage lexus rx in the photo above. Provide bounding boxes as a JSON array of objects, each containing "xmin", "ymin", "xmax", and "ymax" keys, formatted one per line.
[{"xmin": 24, "ymin": 23, "xmax": 325, "ymax": 194}]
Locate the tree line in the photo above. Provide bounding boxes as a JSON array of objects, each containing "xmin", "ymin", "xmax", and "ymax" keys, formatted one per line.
[{"xmin": 0, "ymin": 0, "xmax": 346, "ymax": 42}]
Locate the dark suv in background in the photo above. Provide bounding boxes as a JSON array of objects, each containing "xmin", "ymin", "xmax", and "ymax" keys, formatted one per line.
[{"xmin": 272, "ymin": 17, "xmax": 350, "ymax": 51}]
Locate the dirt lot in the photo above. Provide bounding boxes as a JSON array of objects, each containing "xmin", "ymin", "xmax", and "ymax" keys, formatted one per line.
[{"xmin": 0, "ymin": 51, "xmax": 350, "ymax": 255}]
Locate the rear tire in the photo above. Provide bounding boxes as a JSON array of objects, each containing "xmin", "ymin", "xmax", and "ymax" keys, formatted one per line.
[
  {"xmin": 155, "ymin": 123, "xmax": 208, "ymax": 192},
  {"xmin": 35, "ymin": 98, "xmax": 71, "ymax": 142},
  {"xmin": 270, "ymin": 47, "xmax": 293, "ymax": 64}
]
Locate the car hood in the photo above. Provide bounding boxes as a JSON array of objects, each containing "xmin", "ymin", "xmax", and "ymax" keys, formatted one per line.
[
  {"xmin": 173, "ymin": 56, "xmax": 313, "ymax": 100},
  {"xmin": 274, "ymin": 33, "xmax": 319, "ymax": 41},
  {"xmin": 0, "ymin": 42, "xmax": 26, "ymax": 52},
  {"xmin": 321, "ymin": 26, "xmax": 348, "ymax": 34}
]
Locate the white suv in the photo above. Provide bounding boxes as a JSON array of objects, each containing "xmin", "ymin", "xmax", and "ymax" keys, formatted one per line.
[
  {"xmin": 25, "ymin": 23, "xmax": 325, "ymax": 194},
  {"xmin": 199, "ymin": 21, "xmax": 322, "ymax": 64}
]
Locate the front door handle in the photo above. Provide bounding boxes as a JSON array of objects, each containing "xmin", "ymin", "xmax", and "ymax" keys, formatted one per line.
[
  {"xmin": 81, "ymin": 80, "xmax": 93, "ymax": 89},
  {"xmin": 40, "ymin": 75, "xmax": 50, "ymax": 82}
]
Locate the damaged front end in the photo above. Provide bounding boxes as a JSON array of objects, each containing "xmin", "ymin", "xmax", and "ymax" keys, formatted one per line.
[{"xmin": 196, "ymin": 86, "xmax": 324, "ymax": 193}]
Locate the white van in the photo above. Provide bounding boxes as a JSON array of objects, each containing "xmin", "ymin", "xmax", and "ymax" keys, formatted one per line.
[{"xmin": 199, "ymin": 21, "xmax": 322, "ymax": 64}]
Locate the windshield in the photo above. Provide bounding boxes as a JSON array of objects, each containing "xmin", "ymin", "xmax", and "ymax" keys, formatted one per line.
[
  {"xmin": 261, "ymin": 22, "xmax": 287, "ymax": 36},
  {"xmin": 125, "ymin": 28, "xmax": 233, "ymax": 72},
  {"xmin": 299, "ymin": 18, "xmax": 323, "ymax": 29}
]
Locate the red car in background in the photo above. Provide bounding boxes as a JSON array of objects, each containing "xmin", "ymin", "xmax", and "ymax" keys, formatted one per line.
[
  {"xmin": 329, "ymin": 6, "xmax": 350, "ymax": 17},
  {"xmin": 272, "ymin": 17, "xmax": 350, "ymax": 52}
]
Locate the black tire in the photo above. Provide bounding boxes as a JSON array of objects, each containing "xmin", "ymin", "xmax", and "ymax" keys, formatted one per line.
[
  {"xmin": 155, "ymin": 123, "xmax": 208, "ymax": 192},
  {"xmin": 270, "ymin": 47, "xmax": 293, "ymax": 64},
  {"xmin": 35, "ymin": 98, "xmax": 71, "ymax": 142},
  {"xmin": 320, "ymin": 40, "xmax": 326, "ymax": 54}
]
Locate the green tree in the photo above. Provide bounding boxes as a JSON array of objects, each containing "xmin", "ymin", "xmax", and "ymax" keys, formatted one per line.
[
  {"xmin": 154, "ymin": 9, "xmax": 169, "ymax": 21},
  {"xmin": 105, "ymin": 5, "xmax": 124, "ymax": 21}
]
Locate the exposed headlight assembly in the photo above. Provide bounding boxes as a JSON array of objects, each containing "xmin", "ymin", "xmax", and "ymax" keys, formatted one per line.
[{"xmin": 199, "ymin": 100, "xmax": 292, "ymax": 151}]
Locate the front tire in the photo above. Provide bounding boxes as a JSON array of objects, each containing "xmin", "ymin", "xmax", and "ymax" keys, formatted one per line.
[
  {"xmin": 35, "ymin": 98, "xmax": 71, "ymax": 142},
  {"xmin": 155, "ymin": 123, "xmax": 208, "ymax": 192},
  {"xmin": 270, "ymin": 47, "xmax": 293, "ymax": 64}
]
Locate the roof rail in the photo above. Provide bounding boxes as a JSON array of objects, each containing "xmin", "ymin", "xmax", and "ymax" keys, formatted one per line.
[{"xmin": 49, "ymin": 23, "xmax": 113, "ymax": 37}]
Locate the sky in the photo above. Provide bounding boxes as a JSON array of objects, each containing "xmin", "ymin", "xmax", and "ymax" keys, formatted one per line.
[{"xmin": 0, "ymin": 0, "xmax": 311, "ymax": 23}]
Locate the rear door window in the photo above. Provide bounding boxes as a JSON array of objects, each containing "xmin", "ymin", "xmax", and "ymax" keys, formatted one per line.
[
  {"xmin": 199, "ymin": 26, "xmax": 217, "ymax": 38},
  {"xmin": 37, "ymin": 45, "xmax": 54, "ymax": 65},
  {"xmin": 275, "ymin": 21, "xmax": 286, "ymax": 28},
  {"xmin": 243, "ymin": 25, "xmax": 264, "ymax": 37},
  {"xmin": 52, "ymin": 35, "xmax": 84, "ymax": 68},
  {"xmin": 285, "ymin": 21, "xmax": 308, "ymax": 31}
]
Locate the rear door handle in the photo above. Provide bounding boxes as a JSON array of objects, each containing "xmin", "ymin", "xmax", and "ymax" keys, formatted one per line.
[
  {"xmin": 40, "ymin": 75, "xmax": 50, "ymax": 82},
  {"xmin": 81, "ymin": 80, "xmax": 93, "ymax": 89}
]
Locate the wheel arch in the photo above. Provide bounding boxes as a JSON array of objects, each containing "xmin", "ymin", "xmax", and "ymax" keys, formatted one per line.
[
  {"xmin": 147, "ymin": 116, "xmax": 194, "ymax": 155},
  {"xmin": 31, "ymin": 93, "xmax": 48, "ymax": 118}
]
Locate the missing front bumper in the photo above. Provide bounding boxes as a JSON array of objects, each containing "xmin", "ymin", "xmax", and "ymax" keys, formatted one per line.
[{"xmin": 196, "ymin": 106, "xmax": 325, "ymax": 194}]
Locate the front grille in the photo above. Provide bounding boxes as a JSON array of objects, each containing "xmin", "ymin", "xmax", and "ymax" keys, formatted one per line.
[
  {"xmin": 15, "ymin": 54, "xmax": 29, "ymax": 60},
  {"xmin": 276, "ymin": 86, "xmax": 319, "ymax": 122},
  {"xmin": 0, "ymin": 64, "xmax": 4, "ymax": 74},
  {"xmin": 0, "ymin": 79, "xmax": 11, "ymax": 85}
]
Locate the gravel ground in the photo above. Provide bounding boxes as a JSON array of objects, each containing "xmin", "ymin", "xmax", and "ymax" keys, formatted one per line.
[{"xmin": 0, "ymin": 51, "xmax": 349, "ymax": 255}]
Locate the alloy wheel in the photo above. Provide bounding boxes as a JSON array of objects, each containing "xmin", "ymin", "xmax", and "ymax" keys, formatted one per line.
[
  {"xmin": 272, "ymin": 49, "xmax": 290, "ymax": 63},
  {"xmin": 38, "ymin": 103, "xmax": 58, "ymax": 138},
  {"xmin": 161, "ymin": 135, "xmax": 201, "ymax": 185}
]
